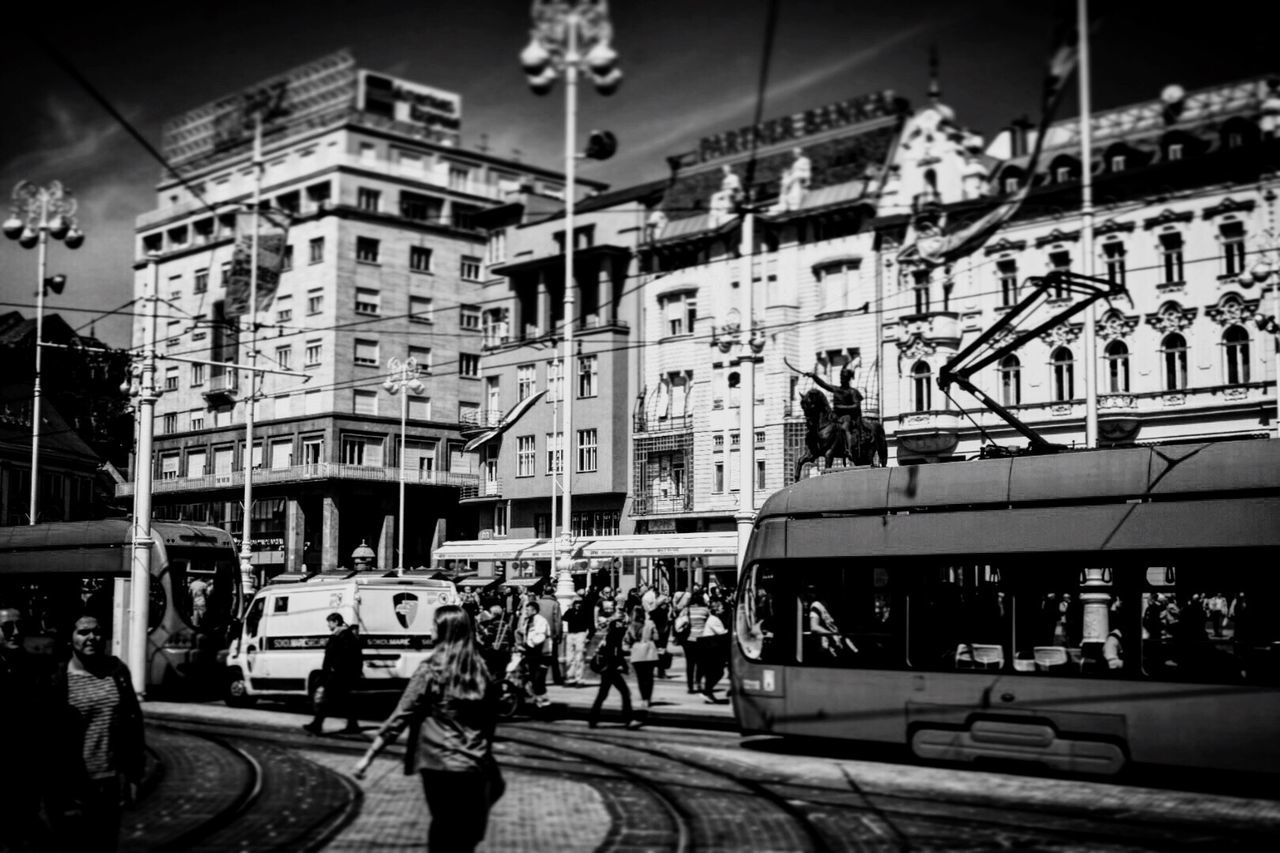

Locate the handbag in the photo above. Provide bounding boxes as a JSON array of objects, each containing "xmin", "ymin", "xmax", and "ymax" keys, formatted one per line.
[{"xmin": 658, "ymin": 647, "xmax": 673, "ymax": 669}]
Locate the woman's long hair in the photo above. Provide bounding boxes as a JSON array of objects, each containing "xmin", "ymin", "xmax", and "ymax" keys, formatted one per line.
[
  {"xmin": 626, "ymin": 604, "xmax": 646, "ymax": 644},
  {"xmin": 427, "ymin": 605, "xmax": 491, "ymax": 700}
]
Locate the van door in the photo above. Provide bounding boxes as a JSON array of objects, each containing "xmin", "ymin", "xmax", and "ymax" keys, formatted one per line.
[{"xmin": 355, "ymin": 584, "xmax": 445, "ymax": 681}]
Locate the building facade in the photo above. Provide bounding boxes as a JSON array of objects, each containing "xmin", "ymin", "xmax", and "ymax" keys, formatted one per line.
[{"xmin": 121, "ymin": 51, "xmax": 581, "ymax": 577}]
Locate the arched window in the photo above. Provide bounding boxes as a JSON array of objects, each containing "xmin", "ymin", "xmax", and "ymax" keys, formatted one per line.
[
  {"xmin": 1051, "ymin": 347, "xmax": 1075, "ymax": 401},
  {"xmin": 1223, "ymin": 325, "xmax": 1250, "ymax": 385},
  {"xmin": 1161, "ymin": 333, "xmax": 1188, "ymax": 390},
  {"xmin": 911, "ymin": 361, "xmax": 932, "ymax": 412},
  {"xmin": 1104, "ymin": 340, "xmax": 1130, "ymax": 393},
  {"xmin": 999, "ymin": 355, "xmax": 1021, "ymax": 406}
]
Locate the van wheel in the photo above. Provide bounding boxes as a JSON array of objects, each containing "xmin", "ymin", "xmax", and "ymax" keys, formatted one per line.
[{"xmin": 225, "ymin": 673, "xmax": 256, "ymax": 707}]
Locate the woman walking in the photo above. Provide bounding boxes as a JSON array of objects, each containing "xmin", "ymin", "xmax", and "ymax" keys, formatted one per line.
[
  {"xmin": 587, "ymin": 608, "xmax": 633, "ymax": 728},
  {"xmin": 699, "ymin": 600, "xmax": 731, "ymax": 703},
  {"xmin": 626, "ymin": 605, "xmax": 659, "ymax": 725},
  {"xmin": 683, "ymin": 592, "xmax": 710, "ymax": 694},
  {"xmin": 353, "ymin": 605, "xmax": 504, "ymax": 853}
]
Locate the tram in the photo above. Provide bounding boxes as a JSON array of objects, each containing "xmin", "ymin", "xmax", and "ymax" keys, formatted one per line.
[
  {"xmin": 732, "ymin": 438, "xmax": 1280, "ymax": 775},
  {"xmin": 0, "ymin": 519, "xmax": 241, "ymax": 693}
]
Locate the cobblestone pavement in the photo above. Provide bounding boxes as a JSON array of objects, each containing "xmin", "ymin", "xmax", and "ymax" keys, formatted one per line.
[{"xmin": 139, "ymin": 700, "xmax": 1280, "ymax": 851}]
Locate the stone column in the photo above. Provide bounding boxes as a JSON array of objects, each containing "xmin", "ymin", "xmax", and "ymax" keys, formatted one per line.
[
  {"xmin": 321, "ymin": 493, "xmax": 341, "ymax": 571},
  {"xmin": 377, "ymin": 513, "xmax": 395, "ymax": 571},
  {"xmin": 285, "ymin": 498, "xmax": 305, "ymax": 574},
  {"xmin": 536, "ymin": 269, "xmax": 550, "ymax": 336},
  {"xmin": 597, "ymin": 254, "xmax": 614, "ymax": 325}
]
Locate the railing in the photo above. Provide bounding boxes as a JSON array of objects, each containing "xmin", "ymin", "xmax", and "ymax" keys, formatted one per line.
[
  {"xmin": 631, "ymin": 492, "xmax": 694, "ymax": 515},
  {"xmin": 116, "ymin": 462, "xmax": 480, "ymax": 497},
  {"xmin": 633, "ymin": 413, "xmax": 693, "ymax": 435}
]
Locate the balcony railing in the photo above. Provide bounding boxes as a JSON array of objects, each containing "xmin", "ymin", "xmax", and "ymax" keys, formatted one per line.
[
  {"xmin": 633, "ymin": 413, "xmax": 693, "ymax": 434},
  {"xmin": 116, "ymin": 462, "xmax": 479, "ymax": 497},
  {"xmin": 631, "ymin": 492, "xmax": 694, "ymax": 516}
]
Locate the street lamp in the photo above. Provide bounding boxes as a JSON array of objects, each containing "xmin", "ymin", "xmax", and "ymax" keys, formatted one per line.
[
  {"xmin": 384, "ymin": 356, "xmax": 425, "ymax": 575},
  {"xmin": 4, "ymin": 180, "xmax": 85, "ymax": 525},
  {"xmin": 521, "ymin": 0, "xmax": 622, "ymax": 610}
]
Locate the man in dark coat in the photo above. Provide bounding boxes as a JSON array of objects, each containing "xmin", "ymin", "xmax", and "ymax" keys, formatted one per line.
[
  {"xmin": 304, "ymin": 613, "xmax": 364, "ymax": 735},
  {"xmin": 537, "ymin": 587, "xmax": 565, "ymax": 686},
  {"xmin": 1, "ymin": 606, "xmax": 57, "ymax": 850}
]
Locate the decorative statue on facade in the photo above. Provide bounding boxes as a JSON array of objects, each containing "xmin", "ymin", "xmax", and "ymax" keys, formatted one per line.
[
  {"xmin": 708, "ymin": 164, "xmax": 742, "ymax": 226},
  {"xmin": 787, "ymin": 357, "xmax": 888, "ymax": 476},
  {"xmin": 773, "ymin": 147, "xmax": 812, "ymax": 213}
]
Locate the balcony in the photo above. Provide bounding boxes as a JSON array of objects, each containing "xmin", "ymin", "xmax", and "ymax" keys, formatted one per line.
[
  {"xmin": 896, "ymin": 311, "xmax": 961, "ymax": 347},
  {"xmin": 633, "ymin": 413, "xmax": 693, "ymax": 435},
  {"xmin": 631, "ymin": 492, "xmax": 694, "ymax": 516},
  {"xmin": 116, "ymin": 463, "xmax": 479, "ymax": 497},
  {"xmin": 202, "ymin": 369, "xmax": 238, "ymax": 406},
  {"xmin": 894, "ymin": 410, "xmax": 962, "ymax": 456}
]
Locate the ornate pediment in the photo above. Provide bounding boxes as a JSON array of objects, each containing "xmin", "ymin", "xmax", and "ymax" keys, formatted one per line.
[
  {"xmin": 1205, "ymin": 294, "xmax": 1259, "ymax": 327},
  {"xmin": 983, "ymin": 237, "xmax": 1027, "ymax": 256},
  {"xmin": 896, "ymin": 334, "xmax": 936, "ymax": 361},
  {"xmin": 1039, "ymin": 322, "xmax": 1082, "ymax": 348},
  {"xmin": 1096, "ymin": 309, "xmax": 1138, "ymax": 341},
  {"xmin": 1143, "ymin": 208, "xmax": 1194, "ymax": 230},
  {"xmin": 1145, "ymin": 302, "xmax": 1197, "ymax": 334},
  {"xmin": 1202, "ymin": 196, "xmax": 1256, "ymax": 220},
  {"xmin": 1034, "ymin": 228, "xmax": 1081, "ymax": 248},
  {"xmin": 1093, "ymin": 218, "xmax": 1136, "ymax": 236}
]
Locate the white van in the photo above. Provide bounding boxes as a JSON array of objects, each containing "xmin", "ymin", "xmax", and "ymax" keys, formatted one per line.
[{"xmin": 224, "ymin": 575, "xmax": 458, "ymax": 706}]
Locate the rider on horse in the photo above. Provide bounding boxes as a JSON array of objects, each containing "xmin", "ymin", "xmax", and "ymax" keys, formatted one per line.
[{"xmin": 806, "ymin": 367, "xmax": 863, "ymax": 459}]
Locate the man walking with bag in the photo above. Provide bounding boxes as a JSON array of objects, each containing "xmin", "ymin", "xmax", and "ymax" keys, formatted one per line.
[{"xmin": 304, "ymin": 613, "xmax": 363, "ymax": 735}]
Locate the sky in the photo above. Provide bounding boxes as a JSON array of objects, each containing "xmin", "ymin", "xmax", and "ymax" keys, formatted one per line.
[{"xmin": 1, "ymin": 0, "xmax": 1272, "ymax": 349}]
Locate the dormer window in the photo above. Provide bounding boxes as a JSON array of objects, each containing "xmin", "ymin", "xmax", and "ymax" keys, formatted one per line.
[
  {"xmin": 1055, "ymin": 166, "xmax": 1071, "ymax": 184},
  {"xmin": 1111, "ymin": 155, "xmax": 1125, "ymax": 172},
  {"xmin": 1167, "ymin": 143, "xmax": 1183, "ymax": 161},
  {"xmin": 1004, "ymin": 176, "xmax": 1020, "ymax": 194}
]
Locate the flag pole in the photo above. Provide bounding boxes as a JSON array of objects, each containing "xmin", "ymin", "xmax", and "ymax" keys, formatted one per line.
[{"xmin": 1078, "ymin": 0, "xmax": 1099, "ymax": 448}]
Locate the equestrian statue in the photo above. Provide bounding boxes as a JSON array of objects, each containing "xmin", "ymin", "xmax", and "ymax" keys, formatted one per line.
[{"xmin": 791, "ymin": 362, "xmax": 888, "ymax": 479}]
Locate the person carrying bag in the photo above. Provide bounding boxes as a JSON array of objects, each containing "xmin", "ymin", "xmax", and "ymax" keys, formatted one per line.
[{"xmin": 353, "ymin": 605, "xmax": 505, "ymax": 853}]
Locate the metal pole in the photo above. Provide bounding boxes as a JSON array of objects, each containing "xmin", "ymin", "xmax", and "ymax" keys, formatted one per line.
[
  {"xmin": 1078, "ymin": 0, "xmax": 1099, "ymax": 448},
  {"xmin": 398, "ymin": 372, "xmax": 407, "ymax": 573},
  {"xmin": 129, "ymin": 256, "xmax": 160, "ymax": 695},
  {"xmin": 549, "ymin": 353, "xmax": 559, "ymax": 581},
  {"xmin": 28, "ymin": 204, "xmax": 48, "ymax": 525},
  {"xmin": 556, "ymin": 13, "xmax": 579, "ymax": 604},
  {"xmin": 239, "ymin": 114, "xmax": 263, "ymax": 595},
  {"xmin": 735, "ymin": 212, "xmax": 756, "ymax": 569}
]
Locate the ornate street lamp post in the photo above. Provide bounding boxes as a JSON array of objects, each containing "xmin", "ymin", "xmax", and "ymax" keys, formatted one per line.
[
  {"xmin": 3, "ymin": 181, "xmax": 85, "ymax": 524},
  {"xmin": 384, "ymin": 356, "xmax": 425, "ymax": 575},
  {"xmin": 521, "ymin": 0, "xmax": 621, "ymax": 608}
]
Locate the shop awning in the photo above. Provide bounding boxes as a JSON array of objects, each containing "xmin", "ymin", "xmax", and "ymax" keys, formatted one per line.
[
  {"xmin": 463, "ymin": 390, "xmax": 547, "ymax": 453},
  {"xmin": 577, "ymin": 532, "xmax": 739, "ymax": 559},
  {"xmin": 432, "ymin": 538, "xmax": 555, "ymax": 562},
  {"xmin": 502, "ymin": 577, "xmax": 545, "ymax": 589},
  {"xmin": 458, "ymin": 576, "xmax": 501, "ymax": 589}
]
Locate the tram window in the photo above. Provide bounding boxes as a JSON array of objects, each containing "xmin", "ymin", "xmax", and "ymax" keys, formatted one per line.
[
  {"xmin": 737, "ymin": 563, "xmax": 785, "ymax": 663},
  {"xmin": 1005, "ymin": 566, "xmax": 1136, "ymax": 677},
  {"xmin": 906, "ymin": 564, "xmax": 1008, "ymax": 671},
  {"xmin": 796, "ymin": 563, "xmax": 903, "ymax": 669},
  {"xmin": 1140, "ymin": 563, "xmax": 1278, "ymax": 684}
]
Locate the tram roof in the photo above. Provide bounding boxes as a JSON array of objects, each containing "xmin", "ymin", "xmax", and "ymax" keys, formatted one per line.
[
  {"xmin": 757, "ymin": 440, "xmax": 1280, "ymax": 520},
  {"xmin": 0, "ymin": 519, "xmax": 232, "ymax": 553}
]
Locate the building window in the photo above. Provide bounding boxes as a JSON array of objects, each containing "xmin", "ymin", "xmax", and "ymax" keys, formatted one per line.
[
  {"xmin": 1160, "ymin": 232, "xmax": 1185, "ymax": 284},
  {"xmin": 1162, "ymin": 333, "xmax": 1188, "ymax": 390},
  {"xmin": 409, "ymin": 345, "xmax": 432, "ymax": 372},
  {"xmin": 713, "ymin": 434, "xmax": 725, "ymax": 450},
  {"xmin": 354, "ymin": 288, "xmax": 380, "ymax": 316},
  {"xmin": 305, "ymin": 339, "xmax": 322, "ymax": 366},
  {"xmin": 487, "ymin": 229, "xmax": 507, "ymax": 265},
  {"xmin": 460, "ymin": 305, "xmax": 480, "ymax": 330},
  {"xmin": 281, "ymin": 244, "xmax": 293, "ymax": 271},
  {"xmin": 190, "ymin": 412, "xmax": 205, "ymax": 431},
  {"xmin": 353, "ymin": 390, "xmax": 378, "ymax": 415},
  {"xmin": 409, "ymin": 246, "xmax": 433, "ymax": 273},
  {"xmin": 160, "ymin": 453, "xmax": 180, "ymax": 480},
  {"xmin": 460, "ymin": 255, "xmax": 482, "ymax": 281},
  {"xmin": 1221, "ymin": 222, "xmax": 1246, "ymax": 277},
  {"xmin": 409, "ymin": 295, "xmax": 433, "ymax": 323},
  {"xmin": 1051, "ymin": 347, "xmax": 1075, "ymax": 401},
  {"xmin": 307, "ymin": 289, "xmax": 323, "ymax": 315},
  {"xmin": 516, "ymin": 435, "xmax": 536, "ymax": 477},
  {"xmin": 713, "ymin": 460, "xmax": 725, "ymax": 493},
  {"xmin": 1167, "ymin": 143, "xmax": 1183, "ymax": 161},
  {"xmin": 911, "ymin": 361, "xmax": 932, "ymax": 412},
  {"xmin": 1103, "ymin": 242, "xmax": 1126, "ymax": 286},
  {"xmin": 1223, "ymin": 325, "xmax": 1250, "ymax": 385},
  {"xmin": 997, "ymin": 259, "xmax": 1018, "ymax": 307},
  {"xmin": 354, "ymin": 338, "xmax": 379, "ymax": 366},
  {"xmin": 1056, "ymin": 166, "xmax": 1071, "ymax": 183},
  {"xmin": 276, "ymin": 345, "xmax": 291, "ymax": 371},
  {"xmin": 459, "ymin": 353, "xmax": 479, "ymax": 378},
  {"xmin": 357, "ymin": 187, "xmax": 381, "ymax": 212},
  {"xmin": 998, "ymin": 355, "xmax": 1021, "ymax": 406},
  {"xmin": 162, "ymin": 413, "xmax": 177, "ymax": 434},
  {"xmin": 577, "ymin": 428, "xmax": 598, "ymax": 472},
  {"xmin": 1111, "ymin": 155, "xmax": 1125, "ymax": 172},
  {"xmin": 545, "ymin": 432, "xmax": 563, "ymax": 474},
  {"xmin": 1105, "ymin": 340, "xmax": 1130, "ymax": 393},
  {"xmin": 1048, "ymin": 250, "xmax": 1072, "ymax": 298},
  {"xmin": 309, "ymin": 237, "xmax": 324, "ymax": 264},
  {"xmin": 756, "ymin": 458, "xmax": 767, "ymax": 490},
  {"xmin": 517, "ymin": 364, "xmax": 536, "ymax": 400},
  {"xmin": 1004, "ymin": 176, "xmax": 1020, "ymax": 194},
  {"xmin": 164, "ymin": 367, "xmax": 179, "ymax": 392},
  {"xmin": 578, "ymin": 355, "xmax": 598, "ymax": 397},
  {"xmin": 492, "ymin": 504, "xmax": 508, "ymax": 537},
  {"xmin": 190, "ymin": 363, "xmax": 205, "ymax": 387},
  {"xmin": 449, "ymin": 166, "xmax": 470, "ymax": 192},
  {"xmin": 275, "ymin": 295, "xmax": 293, "ymax": 324},
  {"xmin": 194, "ymin": 268, "xmax": 209, "ymax": 294},
  {"xmin": 912, "ymin": 270, "xmax": 930, "ymax": 314},
  {"xmin": 356, "ymin": 237, "xmax": 380, "ymax": 264}
]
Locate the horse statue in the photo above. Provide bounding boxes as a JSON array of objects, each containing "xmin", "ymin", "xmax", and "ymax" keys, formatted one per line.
[{"xmin": 794, "ymin": 388, "xmax": 888, "ymax": 479}]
